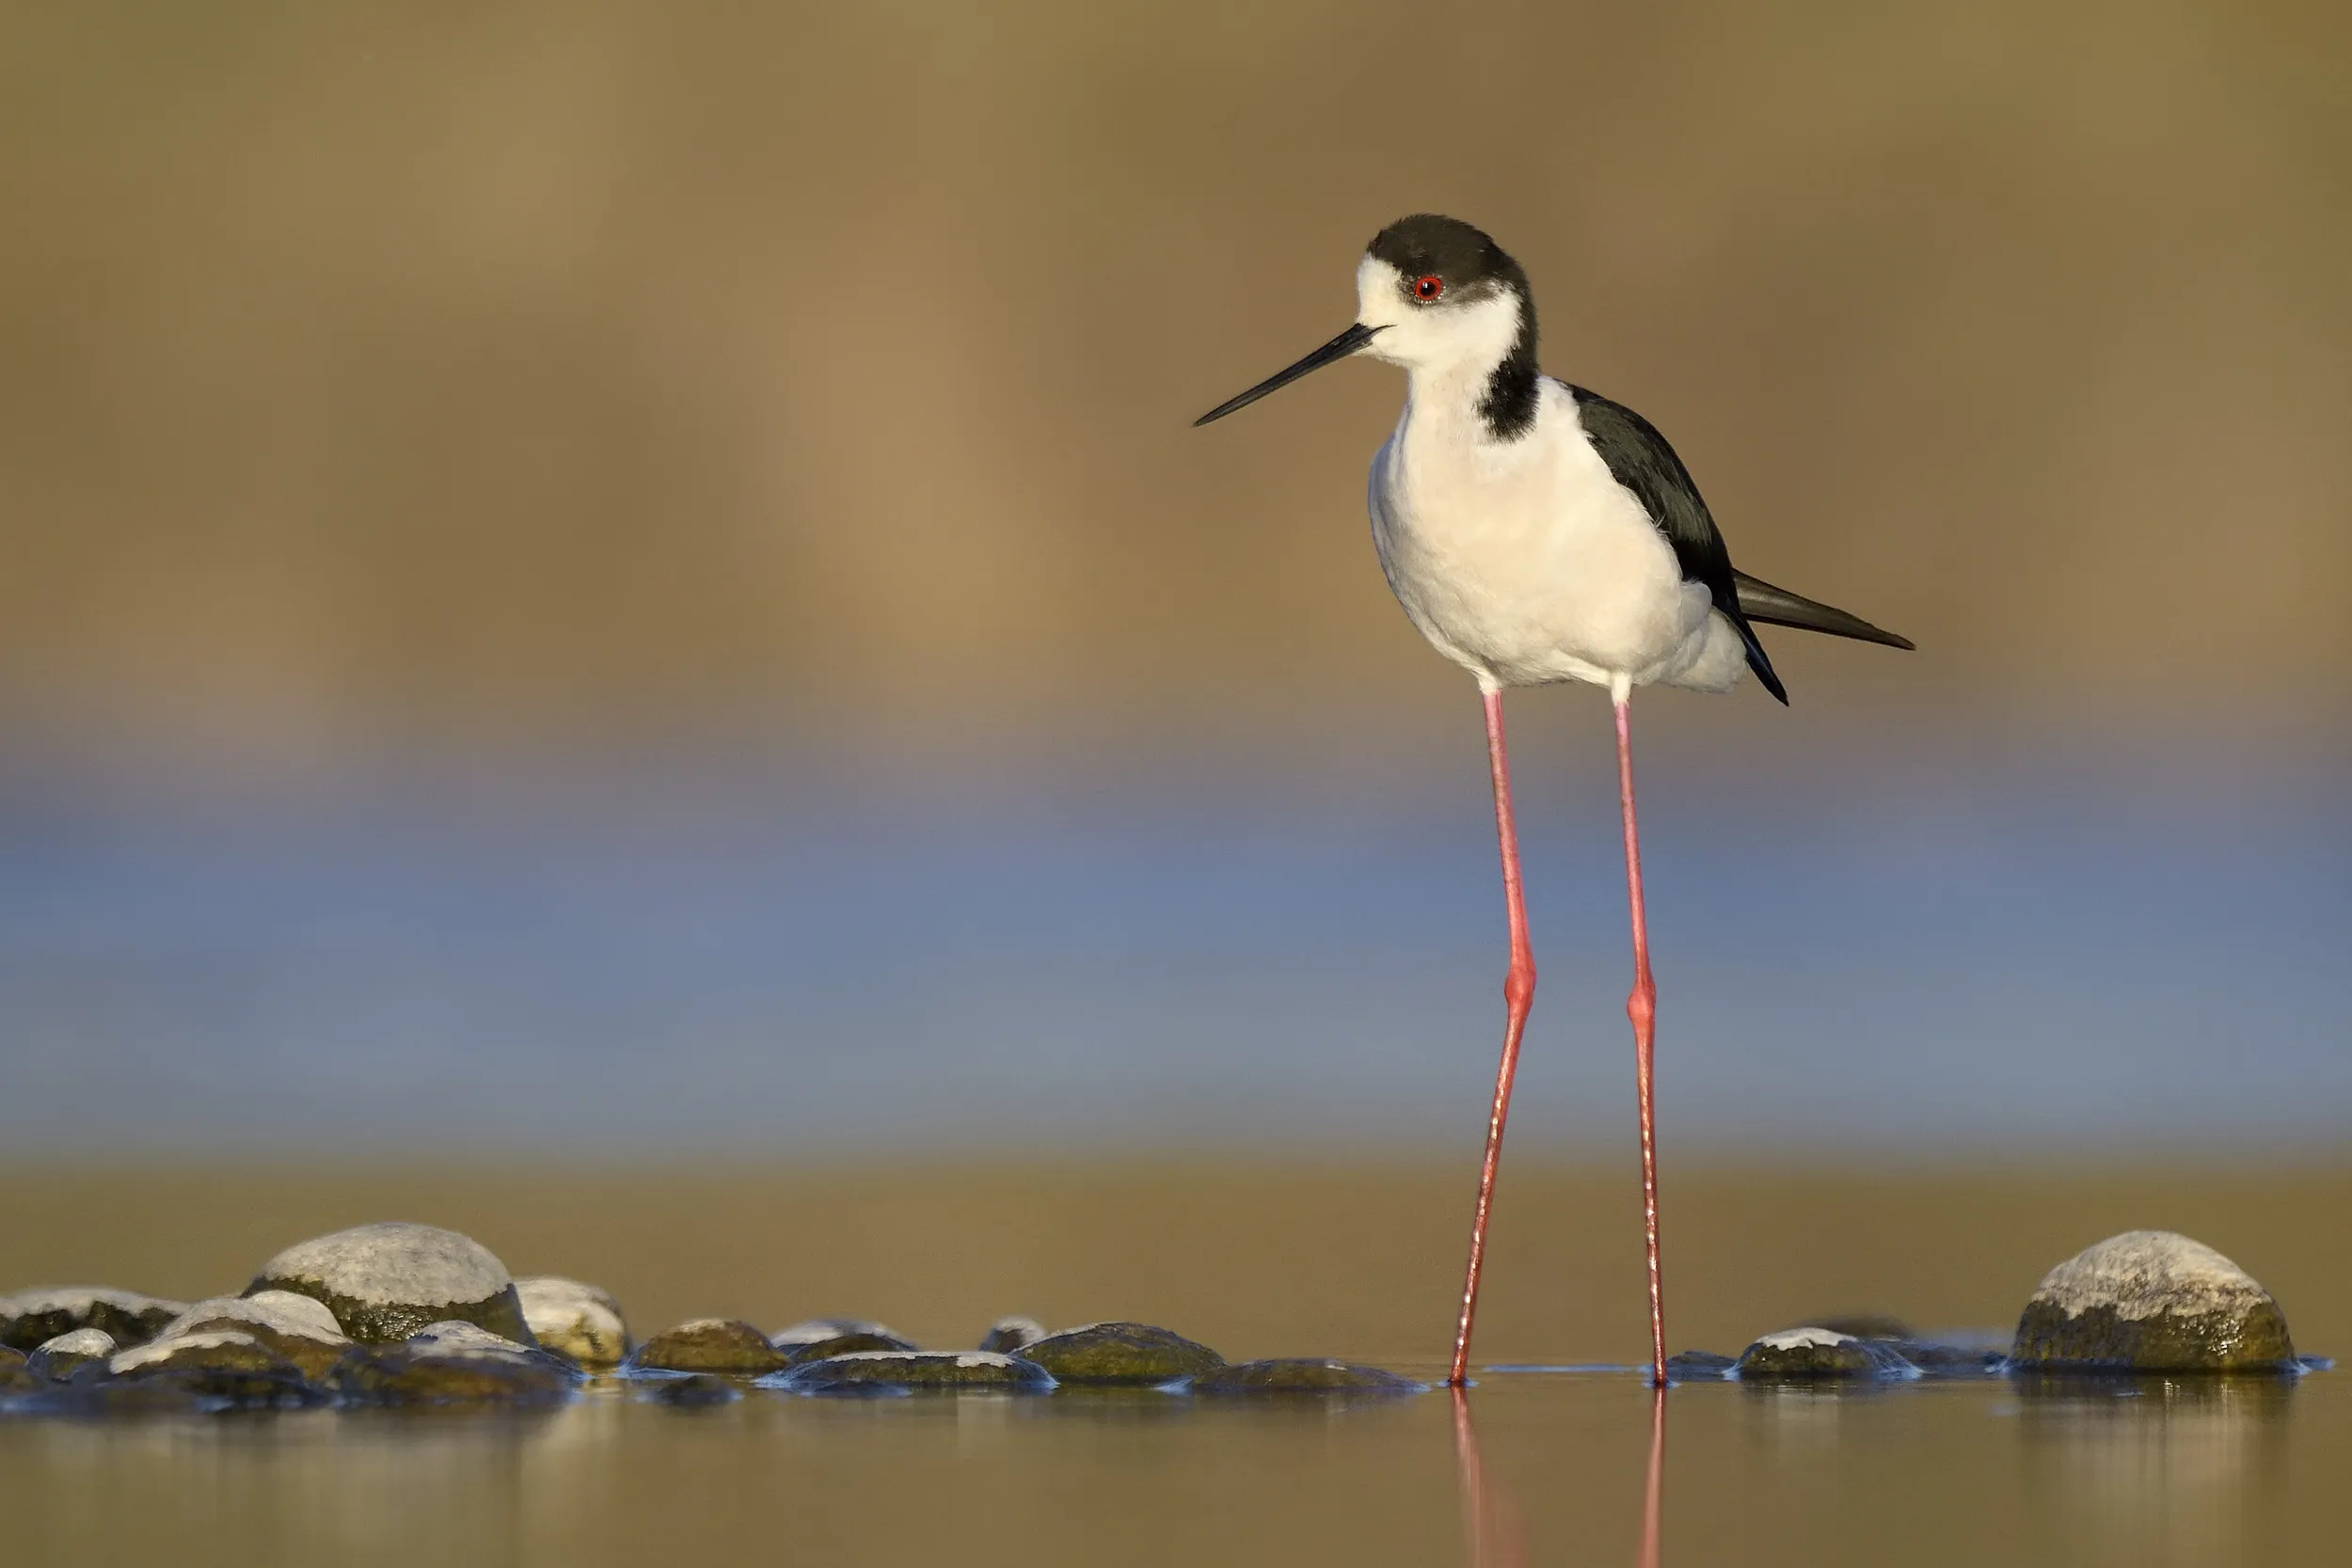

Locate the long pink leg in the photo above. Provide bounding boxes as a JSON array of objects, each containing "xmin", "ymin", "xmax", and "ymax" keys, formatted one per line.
[
  {"xmin": 1639, "ymin": 1382, "xmax": 1666, "ymax": 1568},
  {"xmin": 1613, "ymin": 696, "xmax": 1667, "ymax": 1387},
  {"xmin": 1450, "ymin": 687, "xmax": 1536, "ymax": 1388}
]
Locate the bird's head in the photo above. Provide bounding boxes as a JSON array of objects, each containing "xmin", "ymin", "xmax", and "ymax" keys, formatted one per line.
[{"xmin": 1195, "ymin": 214, "xmax": 1536, "ymax": 426}]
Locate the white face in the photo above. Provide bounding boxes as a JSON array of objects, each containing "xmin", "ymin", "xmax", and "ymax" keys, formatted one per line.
[{"xmin": 1354, "ymin": 255, "xmax": 1523, "ymax": 376}]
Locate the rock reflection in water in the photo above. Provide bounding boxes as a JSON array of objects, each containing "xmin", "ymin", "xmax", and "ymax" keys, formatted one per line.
[{"xmin": 2016, "ymin": 1376, "xmax": 2295, "ymax": 1568}]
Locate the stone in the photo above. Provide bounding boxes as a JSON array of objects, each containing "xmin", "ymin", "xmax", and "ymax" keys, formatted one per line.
[
  {"xmin": 767, "ymin": 1351, "xmax": 1056, "ymax": 1394},
  {"xmin": 249, "ymin": 1223, "xmax": 534, "ymax": 1345},
  {"xmin": 978, "ymin": 1316, "xmax": 1047, "ymax": 1354},
  {"xmin": 515, "ymin": 1277, "xmax": 631, "ymax": 1368},
  {"xmin": 155, "ymin": 1292, "xmax": 352, "ymax": 1382},
  {"xmin": 644, "ymin": 1372, "xmax": 739, "ymax": 1407},
  {"xmin": 1734, "ymin": 1328, "xmax": 1920, "ymax": 1381},
  {"xmin": 1012, "ymin": 1322, "xmax": 1225, "ymax": 1386},
  {"xmin": 0, "ymin": 1346, "xmax": 34, "ymax": 1395},
  {"xmin": 25, "ymin": 1328, "xmax": 115, "ymax": 1381},
  {"xmin": 103, "ymin": 1329, "xmax": 324, "ymax": 1409},
  {"xmin": 0, "ymin": 1288, "xmax": 184, "ymax": 1353},
  {"xmin": 2009, "ymin": 1230, "xmax": 2296, "ymax": 1371},
  {"xmin": 330, "ymin": 1322, "xmax": 581, "ymax": 1406},
  {"xmin": 771, "ymin": 1318, "xmax": 910, "ymax": 1353},
  {"xmin": 632, "ymin": 1319, "xmax": 790, "ymax": 1375},
  {"xmin": 1190, "ymin": 1358, "xmax": 1426, "ymax": 1395},
  {"xmin": 1662, "ymin": 1349, "xmax": 1738, "ymax": 1382},
  {"xmin": 782, "ymin": 1330, "xmax": 921, "ymax": 1366}
]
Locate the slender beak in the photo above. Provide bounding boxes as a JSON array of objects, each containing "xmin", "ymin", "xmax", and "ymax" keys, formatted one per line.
[{"xmin": 1193, "ymin": 322, "xmax": 1382, "ymax": 427}]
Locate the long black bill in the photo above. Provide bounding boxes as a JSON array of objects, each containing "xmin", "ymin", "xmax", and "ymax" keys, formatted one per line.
[{"xmin": 1193, "ymin": 322, "xmax": 1382, "ymax": 427}]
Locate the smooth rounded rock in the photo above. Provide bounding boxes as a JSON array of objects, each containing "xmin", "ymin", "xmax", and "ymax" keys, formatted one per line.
[
  {"xmin": 978, "ymin": 1316, "xmax": 1047, "ymax": 1354},
  {"xmin": 1735, "ymin": 1327, "xmax": 1919, "ymax": 1381},
  {"xmin": 1013, "ymin": 1322, "xmax": 1224, "ymax": 1386},
  {"xmin": 1, "ymin": 1288, "xmax": 184, "ymax": 1353},
  {"xmin": 0, "ymin": 1346, "xmax": 34, "ymax": 1395},
  {"xmin": 2010, "ymin": 1230, "xmax": 2296, "ymax": 1371},
  {"xmin": 771, "ymin": 1318, "xmax": 910, "ymax": 1353},
  {"xmin": 330, "ymin": 1321, "xmax": 581, "ymax": 1405},
  {"xmin": 26, "ymin": 1328, "xmax": 115, "ymax": 1381},
  {"xmin": 782, "ymin": 1330, "xmax": 921, "ymax": 1366},
  {"xmin": 767, "ymin": 1351, "xmax": 1055, "ymax": 1394},
  {"xmin": 632, "ymin": 1319, "xmax": 790, "ymax": 1375},
  {"xmin": 515, "ymin": 1277, "xmax": 631, "ymax": 1368},
  {"xmin": 249, "ymin": 1223, "xmax": 533, "ymax": 1345},
  {"xmin": 1190, "ymin": 1358, "xmax": 1425, "ymax": 1395},
  {"xmin": 157, "ymin": 1293, "xmax": 352, "ymax": 1382},
  {"xmin": 103, "ymin": 1329, "xmax": 323, "ymax": 1409}
]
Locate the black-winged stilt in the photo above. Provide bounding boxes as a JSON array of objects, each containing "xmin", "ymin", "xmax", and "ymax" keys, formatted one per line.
[{"xmin": 1195, "ymin": 214, "xmax": 1911, "ymax": 1387}]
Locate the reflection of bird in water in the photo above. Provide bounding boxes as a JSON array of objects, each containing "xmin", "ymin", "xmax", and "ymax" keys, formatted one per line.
[
  {"xmin": 1450, "ymin": 1384, "xmax": 1664, "ymax": 1566},
  {"xmin": 1198, "ymin": 214, "xmax": 1912, "ymax": 1386}
]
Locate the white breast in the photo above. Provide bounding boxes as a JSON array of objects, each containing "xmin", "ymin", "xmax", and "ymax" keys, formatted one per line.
[{"xmin": 1367, "ymin": 379, "xmax": 1736, "ymax": 693}]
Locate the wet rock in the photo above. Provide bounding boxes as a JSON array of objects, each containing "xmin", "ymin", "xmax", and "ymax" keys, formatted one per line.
[
  {"xmin": 1887, "ymin": 1337, "xmax": 2010, "ymax": 1379},
  {"xmin": 249, "ymin": 1223, "xmax": 533, "ymax": 1345},
  {"xmin": 330, "ymin": 1322, "xmax": 581, "ymax": 1406},
  {"xmin": 2010, "ymin": 1230, "xmax": 2296, "ymax": 1371},
  {"xmin": 1734, "ymin": 1328, "xmax": 1919, "ymax": 1381},
  {"xmin": 0, "ymin": 1346, "xmax": 34, "ymax": 1395},
  {"xmin": 632, "ymin": 1318, "xmax": 790, "ymax": 1375},
  {"xmin": 771, "ymin": 1318, "xmax": 911, "ymax": 1354},
  {"xmin": 782, "ymin": 1330, "xmax": 921, "ymax": 1366},
  {"xmin": 1013, "ymin": 1322, "xmax": 1225, "ymax": 1386},
  {"xmin": 103, "ymin": 1329, "xmax": 323, "ymax": 1409},
  {"xmin": 155, "ymin": 1292, "xmax": 352, "ymax": 1382},
  {"xmin": 767, "ymin": 1350, "xmax": 1055, "ymax": 1394},
  {"xmin": 1191, "ymin": 1358, "xmax": 1426, "ymax": 1395},
  {"xmin": 25, "ymin": 1328, "xmax": 115, "ymax": 1381},
  {"xmin": 1663, "ymin": 1349, "xmax": 1738, "ymax": 1382},
  {"xmin": 978, "ymin": 1316, "xmax": 1047, "ymax": 1354},
  {"xmin": 1, "ymin": 1288, "xmax": 184, "ymax": 1352},
  {"xmin": 515, "ymin": 1277, "xmax": 630, "ymax": 1368},
  {"xmin": 644, "ymin": 1372, "xmax": 739, "ymax": 1407}
]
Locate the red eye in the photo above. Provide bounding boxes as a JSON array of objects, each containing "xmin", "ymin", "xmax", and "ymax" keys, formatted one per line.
[{"xmin": 1414, "ymin": 275, "xmax": 1444, "ymax": 301}]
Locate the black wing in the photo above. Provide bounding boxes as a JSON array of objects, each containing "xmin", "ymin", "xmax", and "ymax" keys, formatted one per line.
[{"xmin": 1564, "ymin": 383, "xmax": 1788, "ymax": 705}]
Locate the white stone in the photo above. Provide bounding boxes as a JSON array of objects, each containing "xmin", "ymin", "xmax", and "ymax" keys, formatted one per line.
[
  {"xmin": 108, "ymin": 1329, "xmax": 262, "ymax": 1376},
  {"xmin": 1756, "ymin": 1327, "xmax": 1859, "ymax": 1351},
  {"xmin": 158, "ymin": 1292, "xmax": 348, "ymax": 1346},
  {"xmin": 515, "ymin": 1277, "xmax": 628, "ymax": 1366},
  {"xmin": 254, "ymin": 1223, "xmax": 510, "ymax": 1307},
  {"xmin": 1, "ymin": 1286, "xmax": 183, "ymax": 1323},
  {"xmin": 2029, "ymin": 1231, "xmax": 2273, "ymax": 1322},
  {"xmin": 31, "ymin": 1327, "xmax": 115, "ymax": 1360}
]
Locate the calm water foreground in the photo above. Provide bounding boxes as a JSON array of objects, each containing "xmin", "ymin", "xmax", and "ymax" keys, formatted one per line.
[{"xmin": 6, "ymin": 1165, "xmax": 2348, "ymax": 1566}]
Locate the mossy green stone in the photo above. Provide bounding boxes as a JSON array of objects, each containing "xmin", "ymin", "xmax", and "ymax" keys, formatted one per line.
[
  {"xmin": 1734, "ymin": 1329, "xmax": 1915, "ymax": 1381},
  {"xmin": 0, "ymin": 1346, "xmax": 36, "ymax": 1395},
  {"xmin": 103, "ymin": 1330, "xmax": 324, "ymax": 1410},
  {"xmin": 783, "ymin": 1330, "xmax": 918, "ymax": 1366},
  {"xmin": 247, "ymin": 1223, "xmax": 535, "ymax": 1346},
  {"xmin": 1191, "ymin": 1358, "xmax": 1424, "ymax": 1394},
  {"xmin": 330, "ymin": 1335, "xmax": 580, "ymax": 1406},
  {"xmin": 25, "ymin": 1329, "xmax": 114, "ymax": 1381},
  {"xmin": 2009, "ymin": 1231, "xmax": 2296, "ymax": 1372},
  {"xmin": 632, "ymin": 1319, "xmax": 791, "ymax": 1375},
  {"xmin": 0, "ymin": 1290, "xmax": 183, "ymax": 1353},
  {"xmin": 1013, "ymin": 1323, "xmax": 1224, "ymax": 1386}
]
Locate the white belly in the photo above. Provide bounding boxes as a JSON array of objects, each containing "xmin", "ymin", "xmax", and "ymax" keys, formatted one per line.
[{"xmin": 1366, "ymin": 381, "xmax": 1742, "ymax": 693}]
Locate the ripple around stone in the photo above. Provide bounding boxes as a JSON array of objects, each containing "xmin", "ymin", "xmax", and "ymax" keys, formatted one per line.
[
  {"xmin": 1188, "ymin": 1358, "xmax": 1426, "ymax": 1395},
  {"xmin": 1663, "ymin": 1350, "xmax": 1738, "ymax": 1382},
  {"xmin": 764, "ymin": 1351, "xmax": 1056, "ymax": 1395}
]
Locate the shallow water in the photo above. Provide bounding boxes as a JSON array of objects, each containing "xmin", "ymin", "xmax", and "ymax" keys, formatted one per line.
[{"xmin": 5, "ymin": 1167, "xmax": 2347, "ymax": 1565}]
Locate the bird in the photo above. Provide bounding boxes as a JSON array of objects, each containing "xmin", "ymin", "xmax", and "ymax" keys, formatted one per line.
[{"xmin": 1194, "ymin": 214, "xmax": 1911, "ymax": 1388}]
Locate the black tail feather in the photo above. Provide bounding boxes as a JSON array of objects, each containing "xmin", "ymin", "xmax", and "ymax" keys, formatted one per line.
[{"xmin": 1733, "ymin": 572, "xmax": 1915, "ymax": 652}]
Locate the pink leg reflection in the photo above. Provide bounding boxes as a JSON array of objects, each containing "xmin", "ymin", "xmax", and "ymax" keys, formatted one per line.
[{"xmin": 1453, "ymin": 1387, "xmax": 1526, "ymax": 1568}]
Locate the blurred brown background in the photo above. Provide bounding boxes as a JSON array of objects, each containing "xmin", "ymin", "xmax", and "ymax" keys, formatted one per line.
[{"xmin": 3, "ymin": 0, "xmax": 2346, "ymax": 763}]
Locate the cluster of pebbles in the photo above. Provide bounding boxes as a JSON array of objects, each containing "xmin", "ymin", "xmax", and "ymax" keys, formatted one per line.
[
  {"xmin": 0, "ymin": 1221, "xmax": 1417, "ymax": 1413},
  {"xmin": 0, "ymin": 1224, "xmax": 2314, "ymax": 1413}
]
